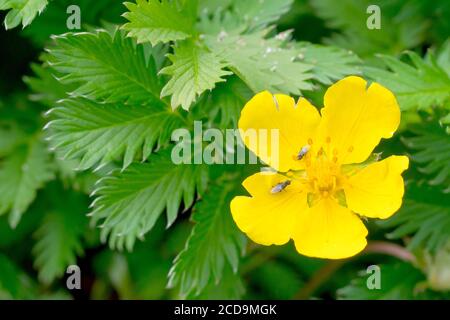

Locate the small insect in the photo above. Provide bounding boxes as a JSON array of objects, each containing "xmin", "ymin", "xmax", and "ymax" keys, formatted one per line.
[
  {"xmin": 270, "ymin": 180, "xmax": 291, "ymax": 194},
  {"xmin": 296, "ymin": 145, "xmax": 310, "ymax": 160}
]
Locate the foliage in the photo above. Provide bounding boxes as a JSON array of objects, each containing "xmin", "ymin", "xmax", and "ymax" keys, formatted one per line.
[
  {"xmin": 379, "ymin": 183, "xmax": 450, "ymax": 252},
  {"xmin": 0, "ymin": 0, "xmax": 48, "ymax": 30},
  {"xmin": 365, "ymin": 50, "xmax": 450, "ymax": 111},
  {"xmin": 168, "ymin": 175, "xmax": 246, "ymax": 297},
  {"xmin": 0, "ymin": 0, "xmax": 449, "ymax": 300},
  {"xmin": 337, "ymin": 262, "xmax": 448, "ymax": 299}
]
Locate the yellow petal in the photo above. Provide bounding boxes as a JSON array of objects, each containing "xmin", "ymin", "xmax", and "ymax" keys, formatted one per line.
[
  {"xmin": 238, "ymin": 91, "xmax": 321, "ymax": 172},
  {"xmin": 344, "ymin": 155, "xmax": 409, "ymax": 219},
  {"xmin": 316, "ymin": 76, "xmax": 400, "ymax": 164},
  {"xmin": 230, "ymin": 172, "xmax": 308, "ymax": 246},
  {"xmin": 292, "ymin": 198, "xmax": 368, "ymax": 259}
]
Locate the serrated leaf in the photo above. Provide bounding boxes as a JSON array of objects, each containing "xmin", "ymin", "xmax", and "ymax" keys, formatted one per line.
[
  {"xmin": 0, "ymin": 0, "xmax": 48, "ymax": 29},
  {"xmin": 233, "ymin": 0, "xmax": 293, "ymax": 31},
  {"xmin": 160, "ymin": 41, "xmax": 231, "ymax": 110},
  {"xmin": 122, "ymin": 0, "xmax": 196, "ymax": 45},
  {"xmin": 436, "ymin": 39, "xmax": 450, "ymax": 77},
  {"xmin": 24, "ymin": 61, "xmax": 75, "ymax": 108},
  {"xmin": 188, "ymin": 264, "xmax": 245, "ymax": 299},
  {"xmin": 168, "ymin": 180, "xmax": 246, "ymax": 297},
  {"xmin": 33, "ymin": 192, "xmax": 88, "ymax": 284},
  {"xmin": 0, "ymin": 137, "xmax": 54, "ymax": 227},
  {"xmin": 365, "ymin": 51, "xmax": 450, "ymax": 111},
  {"xmin": 205, "ymin": 31, "xmax": 313, "ymax": 95},
  {"xmin": 48, "ymin": 30, "xmax": 163, "ymax": 105},
  {"xmin": 46, "ymin": 97, "xmax": 185, "ymax": 170},
  {"xmin": 21, "ymin": 0, "xmax": 126, "ymax": 46},
  {"xmin": 378, "ymin": 183, "xmax": 450, "ymax": 252},
  {"xmin": 198, "ymin": 0, "xmax": 292, "ymax": 33},
  {"xmin": 90, "ymin": 149, "xmax": 208, "ymax": 251},
  {"xmin": 296, "ymin": 42, "xmax": 361, "ymax": 85},
  {"xmin": 402, "ymin": 122, "xmax": 450, "ymax": 189}
]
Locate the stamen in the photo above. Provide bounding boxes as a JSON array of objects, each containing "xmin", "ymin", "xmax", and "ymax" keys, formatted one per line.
[
  {"xmin": 348, "ymin": 146, "xmax": 354, "ymax": 153},
  {"xmin": 326, "ymin": 136, "xmax": 331, "ymax": 143},
  {"xmin": 308, "ymin": 138, "xmax": 313, "ymax": 145}
]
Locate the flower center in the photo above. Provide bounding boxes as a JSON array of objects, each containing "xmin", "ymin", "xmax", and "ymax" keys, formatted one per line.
[
  {"xmin": 299, "ymin": 137, "xmax": 351, "ymax": 202},
  {"xmin": 305, "ymin": 150, "xmax": 341, "ymax": 197}
]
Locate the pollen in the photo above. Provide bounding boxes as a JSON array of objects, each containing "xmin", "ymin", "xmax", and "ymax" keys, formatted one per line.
[{"xmin": 302, "ymin": 147, "xmax": 344, "ymax": 202}]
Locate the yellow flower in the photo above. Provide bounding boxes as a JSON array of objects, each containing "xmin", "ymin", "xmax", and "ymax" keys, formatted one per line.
[{"xmin": 230, "ymin": 76, "xmax": 409, "ymax": 259}]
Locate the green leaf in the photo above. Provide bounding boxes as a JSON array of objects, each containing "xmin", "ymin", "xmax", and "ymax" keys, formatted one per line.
[
  {"xmin": 233, "ymin": 0, "xmax": 293, "ymax": 31},
  {"xmin": 33, "ymin": 191, "xmax": 88, "ymax": 284},
  {"xmin": 296, "ymin": 42, "xmax": 361, "ymax": 85},
  {"xmin": 160, "ymin": 41, "xmax": 231, "ymax": 110},
  {"xmin": 365, "ymin": 51, "xmax": 450, "ymax": 111},
  {"xmin": 198, "ymin": 0, "xmax": 292, "ymax": 33},
  {"xmin": 122, "ymin": 0, "xmax": 196, "ymax": 45},
  {"xmin": 0, "ymin": 0, "xmax": 48, "ymax": 29},
  {"xmin": 310, "ymin": 0, "xmax": 427, "ymax": 56},
  {"xmin": 188, "ymin": 264, "xmax": 245, "ymax": 299},
  {"xmin": 0, "ymin": 137, "xmax": 54, "ymax": 227},
  {"xmin": 45, "ymin": 97, "xmax": 185, "ymax": 170},
  {"xmin": 379, "ymin": 183, "xmax": 450, "ymax": 252},
  {"xmin": 204, "ymin": 76, "xmax": 253, "ymax": 127},
  {"xmin": 168, "ymin": 179, "xmax": 246, "ymax": 297},
  {"xmin": 21, "ymin": 0, "xmax": 126, "ymax": 46},
  {"xmin": 24, "ymin": 60, "xmax": 75, "ymax": 108},
  {"xmin": 402, "ymin": 122, "xmax": 450, "ymax": 189},
  {"xmin": 90, "ymin": 149, "xmax": 208, "ymax": 251},
  {"xmin": 338, "ymin": 263, "xmax": 431, "ymax": 300},
  {"xmin": 436, "ymin": 39, "xmax": 450, "ymax": 77},
  {"xmin": 48, "ymin": 30, "xmax": 163, "ymax": 105},
  {"xmin": 205, "ymin": 31, "xmax": 313, "ymax": 94}
]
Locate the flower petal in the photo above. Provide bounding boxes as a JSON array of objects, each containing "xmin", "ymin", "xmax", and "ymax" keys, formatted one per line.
[
  {"xmin": 316, "ymin": 76, "xmax": 400, "ymax": 164},
  {"xmin": 344, "ymin": 155, "xmax": 409, "ymax": 219},
  {"xmin": 292, "ymin": 198, "xmax": 368, "ymax": 259},
  {"xmin": 238, "ymin": 91, "xmax": 321, "ymax": 172},
  {"xmin": 230, "ymin": 172, "xmax": 307, "ymax": 245}
]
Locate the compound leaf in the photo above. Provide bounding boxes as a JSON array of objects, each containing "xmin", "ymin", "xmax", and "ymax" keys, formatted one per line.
[
  {"xmin": 0, "ymin": 0, "xmax": 48, "ymax": 29},
  {"xmin": 0, "ymin": 137, "xmax": 54, "ymax": 227},
  {"xmin": 122, "ymin": 0, "xmax": 196, "ymax": 45},
  {"xmin": 89, "ymin": 149, "xmax": 208, "ymax": 251},
  {"xmin": 365, "ymin": 51, "xmax": 450, "ymax": 111},
  {"xmin": 46, "ymin": 98, "xmax": 185, "ymax": 170},
  {"xmin": 160, "ymin": 41, "xmax": 231, "ymax": 110},
  {"xmin": 168, "ymin": 179, "xmax": 246, "ymax": 297},
  {"xmin": 48, "ymin": 30, "xmax": 163, "ymax": 105}
]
